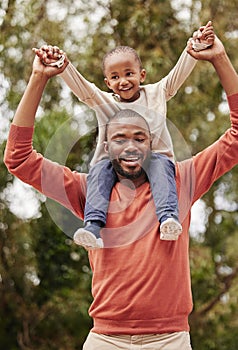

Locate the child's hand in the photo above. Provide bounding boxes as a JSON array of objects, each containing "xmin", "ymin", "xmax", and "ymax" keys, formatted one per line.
[
  {"xmin": 191, "ymin": 21, "xmax": 215, "ymax": 52},
  {"xmin": 32, "ymin": 45, "xmax": 67, "ymax": 68},
  {"xmin": 197, "ymin": 21, "xmax": 215, "ymax": 46},
  {"xmin": 187, "ymin": 35, "xmax": 225, "ymax": 62},
  {"xmin": 31, "ymin": 52, "xmax": 68, "ymax": 79}
]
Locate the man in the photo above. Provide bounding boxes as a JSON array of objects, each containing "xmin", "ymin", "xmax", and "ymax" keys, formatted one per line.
[{"xmin": 4, "ymin": 36, "xmax": 238, "ymax": 349}]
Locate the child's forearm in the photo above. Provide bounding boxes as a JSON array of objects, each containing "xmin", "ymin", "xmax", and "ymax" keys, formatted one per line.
[
  {"xmin": 165, "ymin": 48, "xmax": 197, "ymax": 98},
  {"xmin": 60, "ymin": 61, "xmax": 96, "ymax": 103}
]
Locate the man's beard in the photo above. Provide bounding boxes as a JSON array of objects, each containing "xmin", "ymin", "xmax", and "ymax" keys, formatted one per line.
[{"xmin": 111, "ymin": 157, "xmax": 149, "ymax": 180}]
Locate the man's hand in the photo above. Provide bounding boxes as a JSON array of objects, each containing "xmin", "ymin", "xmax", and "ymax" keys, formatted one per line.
[{"xmin": 187, "ymin": 35, "xmax": 226, "ymax": 62}]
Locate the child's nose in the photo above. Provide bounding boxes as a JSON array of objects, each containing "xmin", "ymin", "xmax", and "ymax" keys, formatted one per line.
[{"xmin": 120, "ymin": 77, "xmax": 129, "ymax": 85}]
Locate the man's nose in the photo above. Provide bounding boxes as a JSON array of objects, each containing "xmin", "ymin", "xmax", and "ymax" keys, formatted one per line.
[{"xmin": 124, "ymin": 140, "xmax": 137, "ymax": 151}]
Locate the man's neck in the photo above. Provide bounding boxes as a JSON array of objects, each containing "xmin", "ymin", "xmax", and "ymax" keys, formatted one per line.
[{"xmin": 117, "ymin": 173, "xmax": 147, "ymax": 189}]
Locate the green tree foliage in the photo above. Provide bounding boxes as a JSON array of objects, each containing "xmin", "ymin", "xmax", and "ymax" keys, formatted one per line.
[{"xmin": 1, "ymin": 0, "xmax": 238, "ymax": 349}]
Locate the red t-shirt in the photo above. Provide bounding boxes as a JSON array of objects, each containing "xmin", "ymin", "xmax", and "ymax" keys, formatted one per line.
[{"xmin": 4, "ymin": 94, "xmax": 238, "ymax": 335}]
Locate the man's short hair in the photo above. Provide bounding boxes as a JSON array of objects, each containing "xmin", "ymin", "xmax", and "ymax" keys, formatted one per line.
[{"xmin": 105, "ymin": 109, "xmax": 150, "ymax": 141}]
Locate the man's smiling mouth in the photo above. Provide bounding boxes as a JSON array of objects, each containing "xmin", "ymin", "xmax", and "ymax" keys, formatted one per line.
[{"xmin": 119, "ymin": 155, "xmax": 142, "ymax": 165}]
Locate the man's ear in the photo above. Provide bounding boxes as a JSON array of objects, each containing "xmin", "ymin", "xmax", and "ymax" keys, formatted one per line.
[
  {"xmin": 150, "ymin": 134, "xmax": 153, "ymax": 149},
  {"xmin": 140, "ymin": 69, "xmax": 146, "ymax": 83},
  {"xmin": 104, "ymin": 77, "xmax": 111, "ymax": 90},
  {"xmin": 104, "ymin": 141, "xmax": 109, "ymax": 153}
]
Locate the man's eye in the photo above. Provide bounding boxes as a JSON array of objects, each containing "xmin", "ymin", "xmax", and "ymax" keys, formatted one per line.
[
  {"xmin": 114, "ymin": 139, "xmax": 125, "ymax": 144},
  {"xmin": 136, "ymin": 138, "xmax": 145, "ymax": 143}
]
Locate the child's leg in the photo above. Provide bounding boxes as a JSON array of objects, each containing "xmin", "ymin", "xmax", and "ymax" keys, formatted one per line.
[
  {"xmin": 85, "ymin": 159, "xmax": 117, "ymax": 224},
  {"xmin": 73, "ymin": 159, "xmax": 117, "ymax": 249},
  {"xmin": 147, "ymin": 153, "xmax": 182, "ymax": 240}
]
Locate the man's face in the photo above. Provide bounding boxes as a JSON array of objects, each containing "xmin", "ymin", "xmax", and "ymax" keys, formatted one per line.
[{"xmin": 104, "ymin": 116, "xmax": 151, "ymax": 182}]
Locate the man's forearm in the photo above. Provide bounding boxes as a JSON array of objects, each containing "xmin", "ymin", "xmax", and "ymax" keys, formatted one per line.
[
  {"xmin": 12, "ymin": 72, "xmax": 48, "ymax": 127},
  {"xmin": 212, "ymin": 50, "xmax": 238, "ymax": 96}
]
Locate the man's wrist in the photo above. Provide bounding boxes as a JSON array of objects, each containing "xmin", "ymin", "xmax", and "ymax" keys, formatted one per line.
[
  {"xmin": 211, "ymin": 51, "xmax": 228, "ymax": 66},
  {"xmin": 30, "ymin": 70, "xmax": 49, "ymax": 84}
]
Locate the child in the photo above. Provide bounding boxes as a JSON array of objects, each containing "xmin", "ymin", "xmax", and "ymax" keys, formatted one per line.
[{"xmin": 34, "ymin": 21, "xmax": 214, "ymax": 250}]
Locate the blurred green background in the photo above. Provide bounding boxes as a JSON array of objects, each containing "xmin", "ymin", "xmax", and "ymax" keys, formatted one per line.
[{"xmin": 1, "ymin": 0, "xmax": 238, "ymax": 349}]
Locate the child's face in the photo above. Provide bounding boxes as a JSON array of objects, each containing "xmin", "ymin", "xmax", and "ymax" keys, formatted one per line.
[{"xmin": 104, "ymin": 52, "xmax": 146, "ymax": 102}]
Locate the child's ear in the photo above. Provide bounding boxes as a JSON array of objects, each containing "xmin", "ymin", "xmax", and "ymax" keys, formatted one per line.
[
  {"xmin": 104, "ymin": 77, "xmax": 111, "ymax": 89},
  {"xmin": 104, "ymin": 141, "xmax": 109, "ymax": 153},
  {"xmin": 140, "ymin": 69, "xmax": 146, "ymax": 83}
]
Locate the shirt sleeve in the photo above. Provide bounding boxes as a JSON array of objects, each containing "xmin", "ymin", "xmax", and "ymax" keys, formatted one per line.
[
  {"xmin": 163, "ymin": 49, "xmax": 197, "ymax": 101},
  {"xmin": 59, "ymin": 62, "xmax": 121, "ymax": 165},
  {"xmin": 60, "ymin": 61, "xmax": 116, "ymax": 109},
  {"xmin": 4, "ymin": 124, "xmax": 87, "ymax": 220},
  {"xmin": 60, "ymin": 62, "xmax": 97, "ymax": 103}
]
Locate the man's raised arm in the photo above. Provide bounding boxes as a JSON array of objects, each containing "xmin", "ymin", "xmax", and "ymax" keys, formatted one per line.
[
  {"xmin": 187, "ymin": 35, "xmax": 238, "ymax": 97},
  {"xmin": 183, "ymin": 35, "xmax": 238, "ymax": 206},
  {"xmin": 12, "ymin": 53, "xmax": 68, "ymax": 127}
]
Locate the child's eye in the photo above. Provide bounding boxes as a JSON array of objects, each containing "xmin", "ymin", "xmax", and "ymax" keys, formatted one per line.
[{"xmin": 111, "ymin": 75, "xmax": 119, "ymax": 80}]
